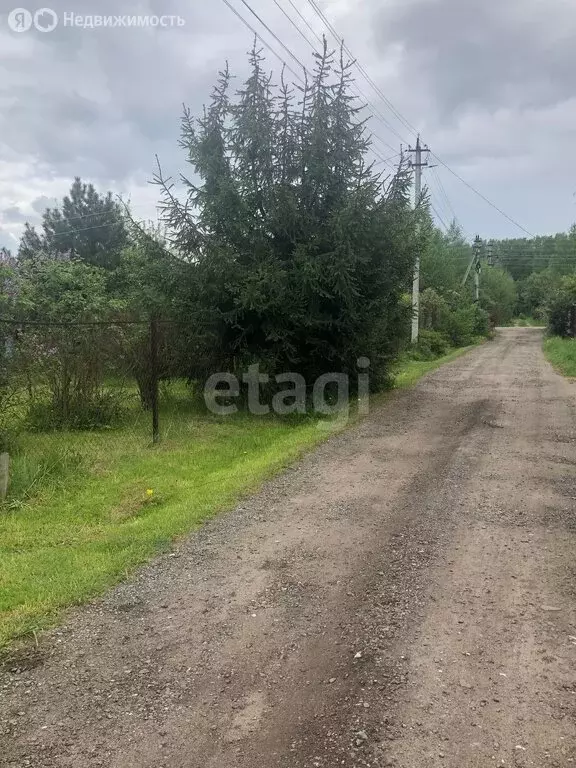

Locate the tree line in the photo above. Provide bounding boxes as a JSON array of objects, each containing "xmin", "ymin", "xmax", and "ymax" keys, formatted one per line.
[{"xmin": 1, "ymin": 42, "xmax": 573, "ymax": 438}]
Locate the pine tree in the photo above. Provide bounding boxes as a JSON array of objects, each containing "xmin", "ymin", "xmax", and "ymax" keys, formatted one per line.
[{"xmin": 17, "ymin": 179, "xmax": 127, "ymax": 269}]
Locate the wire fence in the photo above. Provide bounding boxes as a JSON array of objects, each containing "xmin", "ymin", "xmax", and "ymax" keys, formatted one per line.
[
  {"xmin": 0, "ymin": 317, "xmax": 192, "ymax": 503},
  {"xmin": 0, "ymin": 316, "xmax": 166, "ymax": 435}
]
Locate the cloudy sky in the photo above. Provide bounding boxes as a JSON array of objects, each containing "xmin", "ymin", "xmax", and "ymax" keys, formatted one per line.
[{"xmin": 1, "ymin": 0, "xmax": 575, "ymax": 251}]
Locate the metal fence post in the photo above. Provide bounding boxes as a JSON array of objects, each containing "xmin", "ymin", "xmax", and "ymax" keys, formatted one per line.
[
  {"xmin": 150, "ymin": 316, "xmax": 160, "ymax": 444},
  {"xmin": 0, "ymin": 452, "xmax": 9, "ymax": 502}
]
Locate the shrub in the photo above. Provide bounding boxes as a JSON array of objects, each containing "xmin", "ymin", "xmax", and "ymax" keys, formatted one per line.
[
  {"xmin": 412, "ymin": 329, "xmax": 451, "ymax": 360},
  {"xmin": 548, "ymin": 277, "xmax": 576, "ymax": 337},
  {"xmin": 445, "ymin": 304, "xmax": 490, "ymax": 347}
]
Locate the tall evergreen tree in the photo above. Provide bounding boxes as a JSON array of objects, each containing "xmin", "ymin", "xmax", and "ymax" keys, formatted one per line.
[{"xmin": 155, "ymin": 40, "xmax": 419, "ymax": 388}]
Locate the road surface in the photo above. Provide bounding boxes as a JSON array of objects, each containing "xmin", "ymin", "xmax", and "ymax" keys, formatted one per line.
[{"xmin": 1, "ymin": 327, "xmax": 576, "ymax": 767}]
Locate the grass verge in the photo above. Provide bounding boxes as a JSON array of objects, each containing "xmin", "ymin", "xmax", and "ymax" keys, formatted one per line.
[
  {"xmin": 543, "ymin": 336, "xmax": 576, "ymax": 378},
  {"xmin": 513, "ymin": 316, "xmax": 546, "ymax": 327},
  {"xmin": 0, "ymin": 345, "xmax": 478, "ymax": 650},
  {"xmin": 393, "ymin": 344, "xmax": 479, "ymax": 389}
]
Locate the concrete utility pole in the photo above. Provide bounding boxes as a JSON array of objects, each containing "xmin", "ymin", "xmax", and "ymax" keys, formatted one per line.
[
  {"xmin": 486, "ymin": 242, "xmax": 494, "ymax": 267},
  {"xmin": 462, "ymin": 235, "xmax": 483, "ymax": 302},
  {"xmin": 474, "ymin": 253, "xmax": 481, "ymax": 302},
  {"xmin": 408, "ymin": 136, "xmax": 430, "ymax": 343}
]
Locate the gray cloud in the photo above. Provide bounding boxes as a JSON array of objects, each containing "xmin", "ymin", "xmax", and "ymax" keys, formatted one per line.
[
  {"xmin": 374, "ymin": 0, "xmax": 576, "ymax": 119},
  {"xmin": 0, "ymin": 0, "xmax": 574, "ymax": 243},
  {"xmin": 2, "ymin": 205, "xmax": 28, "ymax": 223}
]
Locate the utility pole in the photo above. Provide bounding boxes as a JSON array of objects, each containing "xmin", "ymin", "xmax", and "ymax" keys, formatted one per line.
[
  {"xmin": 462, "ymin": 235, "xmax": 483, "ymax": 302},
  {"xmin": 486, "ymin": 242, "xmax": 494, "ymax": 267},
  {"xmin": 474, "ymin": 249, "xmax": 481, "ymax": 302},
  {"xmin": 408, "ymin": 136, "xmax": 430, "ymax": 342}
]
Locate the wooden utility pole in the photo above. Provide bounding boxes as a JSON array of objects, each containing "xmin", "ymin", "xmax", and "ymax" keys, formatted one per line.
[{"xmin": 408, "ymin": 136, "xmax": 430, "ymax": 342}]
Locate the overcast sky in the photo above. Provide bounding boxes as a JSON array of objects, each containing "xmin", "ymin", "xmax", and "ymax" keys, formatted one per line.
[{"xmin": 1, "ymin": 0, "xmax": 575, "ymax": 251}]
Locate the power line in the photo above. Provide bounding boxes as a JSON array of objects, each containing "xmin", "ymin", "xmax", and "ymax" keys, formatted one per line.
[
  {"xmin": 427, "ymin": 181, "xmax": 453, "ymax": 229},
  {"xmin": 271, "ymin": 0, "xmax": 403, "ymax": 157},
  {"xmin": 430, "ymin": 203, "xmax": 449, "ymax": 233},
  {"xmin": 285, "ymin": 0, "xmax": 323, "ymax": 46},
  {"xmin": 237, "ymin": 0, "xmax": 309, "ymax": 76},
  {"xmin": 298, "ymin": 0, "xmax": 536, "ymax": 239},
  {"xmin": 221, "ymin": 0, "xmax": 401, "ymax": 167},
  {"xmin": 373, "ymin": 151, "xmax": 403, "ymax": 168},
  {"xmin": 219, "ymin": 0, "xmax": 304, "ymax": 83},
  {"xmin": 271, "ymin": 0, "xmax": 316, "ymax": 51},
  {"xmin": 277, "ymin": 0, "xmax": 411, "ymax": 147},
  {"xmin": 429, "ymin": 166, "xmax": 458, "ymax": 224},
  {"xmin": 26, "ymin": 218, "xmax": 126, "ymax": 240},
  {"xmin": 431, "ymin": 153, "xmax": 535, "ymax": 238},
  {"xmin": 304, "ymin": 0, "xmax": 417, "ymax": 141}
]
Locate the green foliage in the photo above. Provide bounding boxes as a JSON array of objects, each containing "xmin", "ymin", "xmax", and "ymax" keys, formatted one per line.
[
  {"xmin": 514, "ymin": 315, "xmax": 542, "ymax": 327},
  {"xmin": 479, "ymin": 266, "xmax": 517, "ymax": 326},
  {"xmin": 547, "ymin": 275, "xmax": 576, "ymax": 337},
  {"xmin": 420, "ymin": 288, "xmax": 451, "ymax": 332},
  {"xmin": 155, "ymin": 42, "xmax": 419, "ymax": 390},
  {"xmin": 16, "ymin": 257, "xmax": 113, "ymax": 319},
  {"xmin": 0, "ymin": 251, "xmax": 19, "ymax": 451},
  {"xmin": 418, "ymin": 221, "xmax": 492, "ymax": 352},
  {"xmin": 444, "ymin": 304, "xmax": 490, "ymax": 347},
  {"xmin": 517, "ymin": 269, "xmax": 561, "ymax": 320},
  {"xmin": 18, "ymin": 177, "xmax": 127, "ymax": 269},
  {"xmin": 6, "ymin": 443, "xmax": 83, "ymax": 504},
  {"xmin": 410, "ymin": 329, "xmax": 450, "ymax": 361},
  {"xmin": 420, "ymin": 222, "xmax": 470, "ymax": 295},
  {"xmin": 493, "ymin": 229, "xmax": 576, "ymax": 281},
  {"xmin": 418, "ymin": 278, "xmax": 489, "ymax": 350},
  {"xmin": 14, "ymin": 259, "xmax": 125, "ymax": 429}
]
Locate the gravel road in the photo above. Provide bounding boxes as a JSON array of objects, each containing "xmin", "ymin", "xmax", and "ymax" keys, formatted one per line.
[{"xmin": 1, "ymin": 327, "xmax": 576, "ymax": 768}]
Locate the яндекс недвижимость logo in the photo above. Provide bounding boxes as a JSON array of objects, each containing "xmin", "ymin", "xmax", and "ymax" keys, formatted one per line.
[{"xmin": 8, "ymin": 7, "xmax": 58, "ymax": 32}]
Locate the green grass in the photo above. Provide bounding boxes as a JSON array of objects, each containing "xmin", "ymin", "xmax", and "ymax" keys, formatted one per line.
[
  {"xmin": 513, "ymin": 316, "xmax": 545, "ymax": 327},
  {"xmin": 0, "ymin": 346, "xmax": 477, "ymax": 650},
  {"xmin": 393, "ymin": 344, "xmax": 479, "ymax": 389},
  {"xmin": 543, "ymin": 336, "xmax": 576, "ymax": 378}
]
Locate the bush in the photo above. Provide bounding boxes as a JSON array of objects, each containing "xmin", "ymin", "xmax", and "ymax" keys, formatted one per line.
[
  {"xmin": 479, "ymin": 266, "xmax": 517, "ymax": 326},
  {"xmin": 411, "ymin": 329, "xmax": 451, "ymax": 361},
  {"xmin": 445, "ymin": 304, "xmax": 490, "ymax": 347},
  {"xmin": 419, "ymin": 287, "xmax": 491, "ymax": 350},
  {"xmin": 26, "ymin": 391, "xmax": 125, "ymax": 432},
  {"xmin": 548, "ymin": 277, "xmax": 576, "ymax": 337}
]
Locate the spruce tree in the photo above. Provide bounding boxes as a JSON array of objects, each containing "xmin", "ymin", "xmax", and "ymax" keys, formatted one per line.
[{"xmin": 155, "ymin": 39, "xmax": 419, "ymax": 389}]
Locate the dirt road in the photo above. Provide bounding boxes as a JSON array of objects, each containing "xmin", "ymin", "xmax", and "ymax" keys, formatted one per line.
[{"xmin": 2, "ymin": 327, "xmax": 576, "ymax": 767}]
